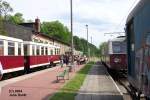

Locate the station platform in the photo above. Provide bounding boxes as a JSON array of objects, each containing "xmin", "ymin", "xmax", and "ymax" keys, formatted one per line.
[
  {"xmin": 0, "ymin": 64, "xmax": 84, "ymax": 100},
  {"xmin": 75, "ymin": 63, "xmax": 124, "ymax": 100}
]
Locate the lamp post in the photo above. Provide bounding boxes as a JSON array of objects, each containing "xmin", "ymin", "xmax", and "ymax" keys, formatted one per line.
[
  {"xmin": 70, "ymin": 0, "xmax": 74, "ymax": 71},
  {"xmin": 85, "ymin": 24, "xmax": 89, "ymax": 58}
]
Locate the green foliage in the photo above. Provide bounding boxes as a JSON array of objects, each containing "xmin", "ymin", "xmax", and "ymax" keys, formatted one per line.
[
  {"xmin": 73, "ymin": 36, "xmax": 99, "ymax": 57},
  {"xmin": 41, "ymin": 21, "xmax": 71, "ymax": 43},
  {"xmin": 0, "ymin": 16, "xmax": 7, "ymax": 35},
  {"xmin": 6, "ymin": 13, "xmax": 25, "ymax": 24},
  {"xmin": 50, "ymin": 62, "xmax": 94, "ymax": 100},
  {"xmin": 99, "ymin": 42, "xmax": 107, "ymax": 56},
  {"xmin": 0, "ymin": 0, "xmax": 12, "ymax": 35}
]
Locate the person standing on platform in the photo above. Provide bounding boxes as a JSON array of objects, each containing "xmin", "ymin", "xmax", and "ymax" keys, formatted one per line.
[
  {"xmin": 60, "ymin": 55, "xmax": 64, "ymax": 68},
  {"xmin": 0, "ymin": 62, "xmax": 3, "ymax": 80}
]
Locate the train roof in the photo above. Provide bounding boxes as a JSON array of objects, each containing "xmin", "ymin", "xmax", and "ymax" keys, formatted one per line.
[
  {"xmin": 109, "ymin": 36, "xmax": 126, "ymax": 42},
  {"xmin": 126, "ymin": 0, "xmax": 149, "ymax": 23}
]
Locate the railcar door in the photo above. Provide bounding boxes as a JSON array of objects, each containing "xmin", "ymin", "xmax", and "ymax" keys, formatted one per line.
[{"xmin": 127, "ymin": 20, "xmax": 135, "ymax": 77}]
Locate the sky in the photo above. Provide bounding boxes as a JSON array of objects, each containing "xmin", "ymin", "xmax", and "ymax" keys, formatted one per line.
[{"xmin": 6, "ymin": 0, "xmax": 140, "ymax": 47}]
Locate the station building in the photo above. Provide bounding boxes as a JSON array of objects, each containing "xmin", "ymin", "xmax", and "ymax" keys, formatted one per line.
[{"xmin": 1, "ymin": 18, "xmax": 71, "ymax": 55}]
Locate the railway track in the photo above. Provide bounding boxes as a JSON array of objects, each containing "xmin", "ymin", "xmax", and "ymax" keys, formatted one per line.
[{"xmin": 108, "ymin": 69, "xmax": 146, "ymax": 100}]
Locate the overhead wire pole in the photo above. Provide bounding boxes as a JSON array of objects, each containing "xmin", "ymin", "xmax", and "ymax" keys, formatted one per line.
[
  {"xmin": 70, "ymin": 0, "xmax": 74, "ymax": 70},
  {"xmin": 90, "ymin": 36, "xmax": 92, "ymax": 59},
  {"xmin": 85, "ymin": 25, "xmax": 89, "ymax": 59}
]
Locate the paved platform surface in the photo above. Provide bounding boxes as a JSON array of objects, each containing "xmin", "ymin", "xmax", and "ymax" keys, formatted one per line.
[
  {"xmin": 75, "ymin": 63, "xmax": 124, "ymax": 100},
  {"xmin": 0, "ymin": 64, "xmax": 84, "ymax": 100}
]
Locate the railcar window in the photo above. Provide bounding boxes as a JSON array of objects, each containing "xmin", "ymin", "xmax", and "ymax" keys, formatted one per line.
[
  {"xmin": 58, "ymin": 49, "xmax": 60, "ymax": 55},
  {"xmin": 55, "ymin": 49, "xmax": 58, "ymax": 55},
  {"xmin": 55, "ymin": 48, "xmax": 57, "ymax": 55},
  {"xmin": 24, "ymin": 44, "xmax": 27, "ymax": 56},
  {"xmin": 51, "ymin": 49, "xmax": 53, "ymax": 55},
  {"xmin": 0, "ymin": 40, "xmax": 4, "ymax": 56},
  {"xmin": 41, "ymin": 46, "xmax": 44, "ymax": 55},
  {"xmin": 146, "ymin": 33, "xmax": 150, "ymax": 46},
  {"xmin": 112, "ymin": 42, "xmax": 126, "ymax": 53},
  {"xmin": 32, "ymin": 45, "xmax": 35, "ymax": 55},
  {"xmin": 8, "ymin": 42, "xmax": 15, "ymax": 55},
  {"xmin": 45, "ymin": 47, "xmax": 48, "ymax": 55},
  {"xmin": 18, "ymin": 43, "xmax": 21, "ymax": 55},
  {"xmin": 37, "ymin": 46, "xmax": 40, "ymax": 55}
]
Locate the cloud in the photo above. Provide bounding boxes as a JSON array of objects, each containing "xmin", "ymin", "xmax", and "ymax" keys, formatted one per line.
[{"xmin": 6, "ymin": 0, "xmax": 140, "ymax": 47}]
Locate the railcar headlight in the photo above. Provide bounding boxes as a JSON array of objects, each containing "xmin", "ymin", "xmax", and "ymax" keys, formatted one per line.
[{"xmin": 114, "ymin": 58, "xmax": 121, "ymax": 63}]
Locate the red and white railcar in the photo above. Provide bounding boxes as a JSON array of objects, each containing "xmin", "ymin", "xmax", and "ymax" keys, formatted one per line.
[
  {"xmin": 102, "ymin": 36, "xmax": 127, "ymax": 71},
  {"xmin": 0, "ymin": 35, "xmax": 24, "ymax": 78},
  {"xmin": 23, "ymin": 41, "xmax": 60, "ymax": 72},
  {"xmin": 48, "ymin": 46, "xmax": 60, "ymax": 65}
]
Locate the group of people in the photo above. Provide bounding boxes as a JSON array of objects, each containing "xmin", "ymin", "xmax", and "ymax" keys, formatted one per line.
[
  {"xmin": 60, "ymin": 54, "xmax": 88, "ymax": 68},
  {"xmin": 60, "ymin": 54, "xmax": 70, "ymax": 67}
]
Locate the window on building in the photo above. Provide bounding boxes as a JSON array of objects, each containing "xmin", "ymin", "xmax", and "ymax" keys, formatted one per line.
[
  {"xmin": 8, "ymin": 42, "xmax": 15, "ymax": 55},
  {"xmin": 0, "ymin": 40, "xmax": 4, "ymax": 56},
  {"xmin": 18, "ymin": 43, "xmax": 21, "ymax": 55},
  {"xmin": 37, "ymin": 46, "xmax": 40, "ymax": 55},
  {"xmin": 34, "ymin": 39, "xmax": 39, "ymax": 42}
]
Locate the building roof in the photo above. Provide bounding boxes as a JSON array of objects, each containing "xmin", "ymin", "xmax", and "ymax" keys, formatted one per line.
[{"xmin": 110, "ymin": 36, "xmax": 126, "ymax": 42}]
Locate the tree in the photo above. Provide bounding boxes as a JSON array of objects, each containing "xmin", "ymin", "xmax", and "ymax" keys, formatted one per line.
[
  {"xmin": 0, "ymin": 0, "xmax": 12, "ymax": 35},
  {"xmin": 0, "ymin": 0, "xmax": 13, "ymax": 18},
  {"xmin": 99, "ymin": 42, "xmax": 107, "ymax": 56},
  {"xmin": 73, "ymin": 36, "xmax": 99, "ymax": 57},
  {"xmin": 41, "ymin": 21, "xmax": 71, "ymax": 43},
  {"xmin": 7, "ymin": 13, "xmax": 25, "ymax": 24}
]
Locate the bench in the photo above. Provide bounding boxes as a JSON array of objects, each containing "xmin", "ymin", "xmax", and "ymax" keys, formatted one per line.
[{"xmin": 56, "ymin": 68, "xmax": 69, "ymax": 82}]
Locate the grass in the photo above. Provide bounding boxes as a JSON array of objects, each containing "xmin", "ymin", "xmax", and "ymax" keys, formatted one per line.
[{"xmin": 50, "ymin": 62, "xmax": 95, "ymax": 100}]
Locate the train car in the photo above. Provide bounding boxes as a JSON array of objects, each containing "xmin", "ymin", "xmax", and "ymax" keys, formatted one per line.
[
  {"xmin": 48, "ymin": 46, "xmax": 61, "ymax": 66},
  {"xmin": 23, "ymin": 41, "xmax": 60, "ymax": 72},
  {"xmin": 0, "ymin": 35, "xmax": 24, "ymax": 80},
  {"xmin": 102, "ymin": 36, "xmax": 127, "ymax": 72},
  {"xmin": 126, "ymin": 0, "xmax": 150, "ymax": 99},
  {"xmin": 0, "ymin": 36, "xmax": 61, "ymax": 80}
]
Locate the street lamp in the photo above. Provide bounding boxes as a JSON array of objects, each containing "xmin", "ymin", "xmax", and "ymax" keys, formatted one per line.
[{"xmin": 85, "ymin": 24, "xmax": 89, "ymax": 58}]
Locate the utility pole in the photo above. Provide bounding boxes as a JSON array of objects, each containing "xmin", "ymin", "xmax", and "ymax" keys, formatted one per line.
[
  {"xmin": 70, "ymin": 0, "xmax": 74, "ymax": 71},
  {"xmin": 85, "ymin": 24, "xmax": 89, "ymax": 58},
  {"xmin": 91, "ymin": 36, "xmax": 92, "ymax": 57}
]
